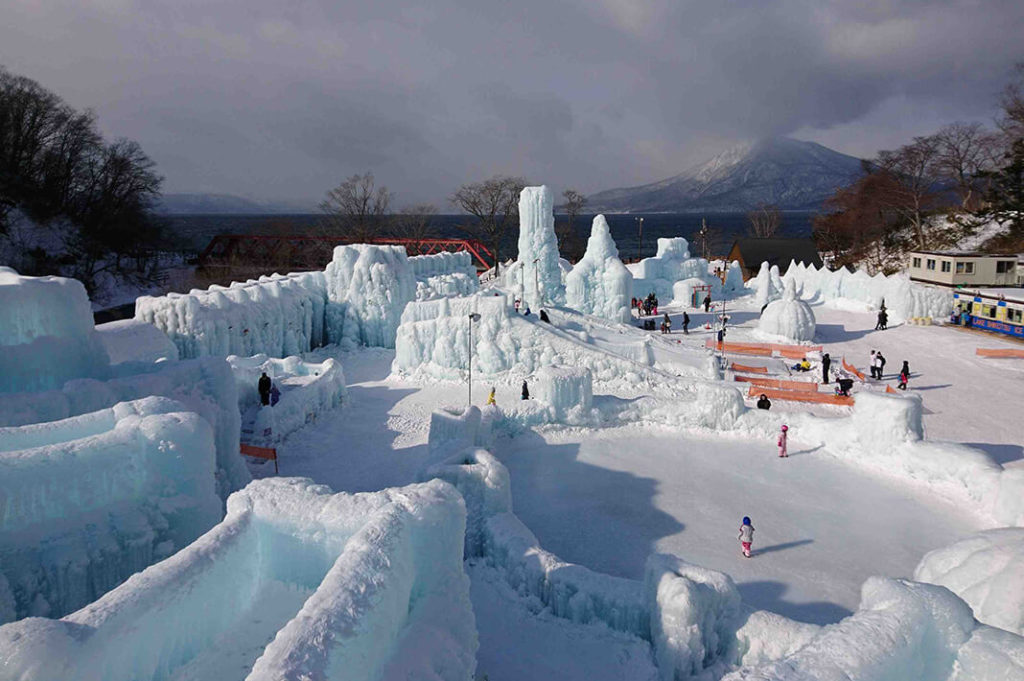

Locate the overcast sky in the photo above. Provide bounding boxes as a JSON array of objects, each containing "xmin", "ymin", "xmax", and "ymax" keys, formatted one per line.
[{"xmin": 3, "ymin": 0, "xmax": 1022, "ymax": 208}]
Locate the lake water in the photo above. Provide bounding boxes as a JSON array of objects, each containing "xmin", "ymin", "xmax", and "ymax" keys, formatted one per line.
[{"xmin": 164, "ymin": 212, "xmax": 816, "ymax": 261}]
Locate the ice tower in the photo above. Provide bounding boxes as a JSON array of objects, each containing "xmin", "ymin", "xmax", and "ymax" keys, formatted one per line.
[
  {"xmin": 566, "ymin": 215, "xmax": 633, "ymax": 323},
  {"xmin": 516, "ymin": 186, "xmax": 564, "ymax": 310}
]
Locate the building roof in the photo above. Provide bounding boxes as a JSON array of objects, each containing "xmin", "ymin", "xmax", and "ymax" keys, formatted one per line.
[
  {"xmin": 910, "ymin": 250, "xmax": 1018, "ymax": 258},
  {"xmin": 954, "ymin": 287, "xmax": 1024, "ymax": 303},
  {"xmin": 730, "ymin": 238, "xmax": 823, "ymax": 271}
]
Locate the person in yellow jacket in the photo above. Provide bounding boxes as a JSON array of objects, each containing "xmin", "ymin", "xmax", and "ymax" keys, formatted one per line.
[{"xmin": 486, "ymin": 387, "xmax": 496, "ymax": 405}]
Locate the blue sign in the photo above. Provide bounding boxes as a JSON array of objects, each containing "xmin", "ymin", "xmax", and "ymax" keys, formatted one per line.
[{"xmin": 973, "ymin": 316, "xmax": 1024, "ymax": 338}]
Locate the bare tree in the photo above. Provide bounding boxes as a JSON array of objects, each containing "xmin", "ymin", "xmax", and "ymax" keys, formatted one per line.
[
  {"xmin": 318, "ymin": 171, "xmax": 392, "ymax": 242},
  {"xmin": 747, "ymin": 203, "xmax": 781, "ymax": 238},
  {"xmin": 933, "ymin": 122, "xmax": 1000, "ymax": 210},
  {"xmin": 392, "ymin": 203, "xmax": 438, "ymax": 241},
  {"xmin": 450, "ymin": 175, "xmax": 527, "ymax": 274},
  {"xmin": 876, "ymin": 136, "xmax": 946, "ymax": 248},
  {"xmin": 556, "ymin": 188, "xmax": 587, "ymax": 262}
]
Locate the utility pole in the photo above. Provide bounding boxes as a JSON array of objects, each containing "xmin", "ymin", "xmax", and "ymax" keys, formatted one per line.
[
  {"xmin": 635, "ymin": 217, "xmax": 644, "ymax": 261},
  {"xmin": 532, "ymin": 258, "xmax": 540, "ymax": 307},
  {"xmin": 467, "ymin": 312, "xmax": 481, "ymax": 406}
]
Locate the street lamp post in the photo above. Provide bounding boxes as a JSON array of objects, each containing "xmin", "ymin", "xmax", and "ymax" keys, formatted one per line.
[
  {"xmin": 467, "ymin": 312, "xmax": 481, "ymax": 406},
  {"xmin": 635, "ymin": 217, "xmax": 644, "ymax": 261},
  {"xmin": 532, "ymin": 258, "xmax": 540, "ymax": 308}
]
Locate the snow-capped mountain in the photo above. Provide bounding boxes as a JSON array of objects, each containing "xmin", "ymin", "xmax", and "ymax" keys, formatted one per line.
[{"xmin": 586, "ymin": 137, "xmax": 865, "ymax": 213}]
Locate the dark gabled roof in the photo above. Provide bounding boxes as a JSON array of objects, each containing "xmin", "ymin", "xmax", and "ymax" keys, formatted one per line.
[{"xmin": 730, "ymin": 238, "xmax": 823, "ymax": 271}]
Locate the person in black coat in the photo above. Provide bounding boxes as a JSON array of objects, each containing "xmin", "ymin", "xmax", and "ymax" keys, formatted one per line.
[
  {"xmin": 539, "ymin": 309, "xmax": 551, "ymax": 323},
  {"xmin": 682, "ymin": 311, "xmax": 690, "ymax": 334},
  {"xmin": 821, "ymin": 353, "xmax": 831, "ymax": 384},
  {"xmin": 756, "ymin": 394, "xmax": 771, "ymax": 410},
  {"xmin": 521, "ymin": 380, "xmax": 530, "ymax": 400},
  {"xmin": 258, "ymin": 372, "xmax": 272, "ymax": 406},
  {"xmin": 703, "ymin": 294, "xmax": 712, "ymax": 313}
]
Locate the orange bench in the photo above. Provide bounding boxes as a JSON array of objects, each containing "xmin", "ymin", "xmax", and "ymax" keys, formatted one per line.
[
  {"xmin": 736, "ymin": 376, "xmax": 819, "ymax": 392},
  {"xmin": 241, "ymin": 443, "xmax": 279, "ymax": 474},
  {"xmin": 841, "ymin": 357, "xmax": 867, "ymax": 381},
  {"xmin": 976, "ymin": 348, "xmax": 1024, "ymax": 358},
  {"xmin": 747, "ymin": 385, "xmax": 854, "ymax": 406},
  {"xmin": 731, "ymin": 363, "xmax": 769, "ymax": 374}
]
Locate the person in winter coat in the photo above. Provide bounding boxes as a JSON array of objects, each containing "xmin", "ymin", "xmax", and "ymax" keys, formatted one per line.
[
  {"xmin": 523, "ymin": 306, "xmax": 531, "ymax": 316},
  {"xmin": 521, "ymin": 380, "xmax": 530, "ymax": 400},
  {"xmin": 703, "ymin": 293, "xmax": 712, "ymax": 313},
  {"xmin": 269, "ymin": 383, "xmax": 280, "ymax": 407},
  {"xmin": 898, "ymin": 361, "xmax": 910, "ymax": 390},
  {"xmin": 777, "ymin": 424, "xmax": 788, "ymax": 458},
  {"xmin": 514, "ymin": 298, "xmax": 521, "ymax": 313},
  {"xmin": 682, "ymin": 311, "xmax": 690, "ymax": 334},
  {"xmin": 874, "ymin": 352, "xmax": 886, "ymax": 379},
  {"xmin": 738, "ymin": 516, "xmax": 755, "ymax": 558},
  {"xmin": 540, "ymin": 309, "xmax": 551, "ymax": 323},
  {"xmin": 258, "ymin": 372, "xmax": 272, "ymax": 406},
  {"xmin": 663, "ymin": 313, "xmax": 672, "ymax": 333},
  {"xmin": 869, "ymin": 350, "xmax": 877, "ymax": 379},
  {"xmin": 486, "ymin": 387, "xmax": 496, "ymax": 405},
  {"xmin": 821, "ymin": 353, "xmax": 831, "ymax": 384},
  {"xmin": 756, "ymin": 394, "xmax": 771, "ymax": 410}
]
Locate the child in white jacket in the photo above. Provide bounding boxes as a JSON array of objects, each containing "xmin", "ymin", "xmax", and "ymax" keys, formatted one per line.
[{"xmin": 738, "ymin": 516, "xmax": 755, "ymax": 557}]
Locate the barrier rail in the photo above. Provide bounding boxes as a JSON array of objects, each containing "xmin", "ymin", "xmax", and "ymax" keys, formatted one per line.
[
  {"xmin": 747, "ymin": 385, "xmax": 854, "ymax": 406},
  {"xmin": 841, "ymin": 357, "xmax": 867, "ymax": 381},
  {"xmin": 240, "ymin": 443, "xmax": 279, "ymax": 474},
  {"xmin": 975, "ymin": 348, "xmax": 1024, "ymax": 358},
  {"xmin": 735, "ymin": 376, "xmax": 819, "ymax": 392},
  {"xmin": 706, "ymin": 340, "xmax": 823, "ymax": 357},
  {"xmin": 730, "ymin": 363, "xmax": 769, "ymax": 374}
]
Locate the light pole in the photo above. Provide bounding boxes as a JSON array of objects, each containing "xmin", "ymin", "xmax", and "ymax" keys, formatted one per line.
[
  {"xmin": 532, "ymin": 257, "xmax": 540, "ymax": 308},
  {"xmin": 467, "ymin": 312, "xmax": 481, "ymax": 406},
  {"xmin": 635, "ymin": 217, "xmax": 644, "ymax": 261}
]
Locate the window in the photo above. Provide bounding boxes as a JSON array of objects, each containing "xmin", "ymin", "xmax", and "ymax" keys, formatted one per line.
[
  {"xmin": 956, "ymin": 262, "xmax": 965, "ymax": 273},
  {"xmin": 1009, "ymin": 308, "xmax": 1023, "ymax": 324},
  {"xmin": 927, "ymin": 259, "xmax": 936, "ymax": 270},
  {"xmin": 983, "ymin": 305, "xmax": 998, "ymax": 318},
  {"xmin": 965, "ymin": 262, "xmax": 974, "ymax": 274},
  {"xmin": 912, "ymin": 257, "xmax": 921, "ymax": 268},
  {"xmin": 941, "ymin": 261, "xmax": 951, "ymax": 273},
  {"xmin": 996, "ymin": 260, "xmax": 1015, "ymax": 273}
]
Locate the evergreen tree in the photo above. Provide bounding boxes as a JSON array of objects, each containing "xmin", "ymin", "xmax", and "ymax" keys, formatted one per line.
[{"xmin": 983, "ymin": 138, "xmax": 1024, "ymax": 233}]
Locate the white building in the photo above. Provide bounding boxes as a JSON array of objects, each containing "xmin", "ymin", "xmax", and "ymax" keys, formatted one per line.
[{"xmin": 908, "ymin": 251, "xmax": 1019, "ymax": 288}]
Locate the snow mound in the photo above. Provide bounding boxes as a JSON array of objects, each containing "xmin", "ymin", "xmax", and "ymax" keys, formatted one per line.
[
  {"xmin": 410, "ymin": 251, "xmax": 480, "ymax": 300},
  {"xmin": 756, "ymin": 280, "xmax": 816, "ymax": 342},
  {"xmin": 914, "ymin": 528, "xmax": 1024, "ymax": 635},
  {"xmin": 565, "ymin": 215, "xmax": 633, "ymax": 323},
  {"xmin": 227, "ymin": 354, "xmax": 346, "ymax": 443},
  {"xmin": 0, "ymin": 477, "xmax": 477, "ymax": 681},
  {"xmin": 95, "ymin": 319, "xmax": 179, "ymax": 365},
  {"xmin": 783, "ymin": 260, "xmax": 951, "ymax": 322},
  {"xmin": 325, "ymin": 244, "xmax": 416, "ymax": 349},
  {"xmin": 517, "ymin": 185, "xmax": 565, "ymax": 309},
  {"xmin": 533, "ymin": 365, "xmax": 594, "ymax": 423},
  {"xmin": 0, "ymin": 357, "xmax": 249, "ymax": 500},
  {"xmin": 0, "ymin": 267, "xmax": 110, "ymax": 393},
  {"xmin": 0, "ymin": 397, "xmax": 220, "ymax": 622},
  {"xmin": 135, "ymin": 271, "xmax": 328, "ymax": 359},
  {"xmin": 724, "ymin": 260, "xmax": 744, "ymax": 295}
]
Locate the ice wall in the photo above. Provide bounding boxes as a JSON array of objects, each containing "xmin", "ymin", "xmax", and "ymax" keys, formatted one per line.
[
  {"xmin": 410, "ymin": 251, "xmax": 480, "ymax": 300},
  {"xmin": 0, "ymin": 267, "xmax": 110, "ymax": 393},
  {"xmin": 631, "ymin": 238, "xmax": 720, "ymax": 301},
  {"xmin": 533, "ymin": 365, "xmax": 594, "ymax": 423},
  {"xmin": 565, "ymin": 215, "xmax": 633, "ymax": 323},
  {"xmin": 783, "ymin": 260, "xmax": 952, "ymax": 322},
  {"xmin": 0, "ymin": 397, "xmax": 221, "ymax": 622},
  {"xmin": 0, "ymin": 477, "xmax": 477, "ymax": 681},
  {"xmin": 915, "ymin": 528, "xmax": 1024, "ymax": 635},
  {"xmin": 227, "ymin": 354, "xmax": 347, "ymax": 443},
  {"xmin": 324, "ymin": 244, "xmax": 416, "ymax": 349},
  {"xmin": 95, "ymin": 319, "xmax": 179, "ymax": 365},
  {"xmin": 756, "ymin": 280, "xmax": 816, "ymax": 342},
  {"xmin": 0, "ymin": 357, "xmax": 249, "ymax": 500},
  {"xmin": 723, "ymin": 261, "xmax": 744, "ymax": 295},
  {"xmin": 135, "ymin": 271, "xmax": 328, "ymax": 359},
  {"xmin": 428, "ymin": 405, "xmax": 496, "ymax": 457},
  {"xmin": 517, "ymin": 186, "xmax": 564, "ymax": 309}
]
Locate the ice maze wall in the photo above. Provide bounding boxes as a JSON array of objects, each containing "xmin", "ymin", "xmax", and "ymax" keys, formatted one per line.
[
  {"xmin": 0, "ymin": 397, "xmax": 221, "ymax": 623},
  {"xmin": 135, "ymin": 271, "xmax": 328, "ymax": 359},
  {"xmin": 0, "ymin": 268, "xmax": 110, "ymax": 394},
  {"xmin": 411, "ymin": 251, "xmax": 480, "ymax": 300},
  {"xmin": 631, "ymin": 238, "xmax": 719, "ymax": 301},
  {"xmin": 0, "ymin": 357, "xmax": 250, "ymax": 500},
  {"xmin": 227, "ymin": 354, "xmax": 347, "ymax": 443},
  {"xmin": 325, "ymin": 244, "xmax": 417, "ymax": 349},
  {"xmin": 0, "ymin": 477, "xmax": 478, "ymax": 681},
  {"xmin": 782, "ymin": 260, "xmax": 951, "ymax": 322}
]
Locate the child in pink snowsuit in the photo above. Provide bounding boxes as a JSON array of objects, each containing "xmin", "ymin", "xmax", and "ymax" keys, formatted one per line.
[
  {"xmin": 777, "ymin": 424, "xmax": 788, "ymax": 458},
  {"xmin": 739, "ymin": 516, "xmax": 754, "ymax": 557}
]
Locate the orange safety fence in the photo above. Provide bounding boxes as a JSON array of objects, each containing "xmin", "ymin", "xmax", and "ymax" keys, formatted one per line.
[
  {"xmin": 885, "ymin": 385, "xmax": 899, "ymax": 394},
  {"xmin": 736, "ymin": 376, "xmax": 819, "ymax": 392},
  {"xmin": 841, "ymin": 357, "xmax": 867, "ymax": 381},
  {"xmin": 241, "ymin": 443, "xmax": 279, "ymax": 474},
  {"xmin": 730, "ymin": 363, "xmax": 769, "ymax": 374},
  {"xmin": 976, "ymin": 348, "xmax": 1024, "ymax": 358},
  {"xmin": 747, "ymin": 385, "xmax": 854, "ymax": 406},
  {"xmin": 704, "ymin": 340, "xmax": 774, "ymax": 356}
]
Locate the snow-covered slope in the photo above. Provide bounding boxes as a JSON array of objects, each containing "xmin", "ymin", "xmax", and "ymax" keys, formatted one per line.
[{"xmin": 586, "ymin": 138, "xmax": 864, "ymax": 212}]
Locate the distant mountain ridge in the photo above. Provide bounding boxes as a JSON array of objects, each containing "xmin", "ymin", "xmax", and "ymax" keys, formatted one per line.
[
  {"xmin": 586, "ymin": 138, "xmax": 865, "ymax": 213},
  {"xmin": 155, "ymin": 193, "xmax": 312, "ymax": 214}
]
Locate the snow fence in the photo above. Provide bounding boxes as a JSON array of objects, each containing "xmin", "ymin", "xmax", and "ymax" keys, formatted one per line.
[
  {"xmin": 0, "ymin": 267, "xmax": 110, "ymax": 394},
  {"xmin": 227, "ymin": 354, "xmax": 346, "ymax": 443},
  {"xmin": 135, "ymin": 271, "xmax": 328, "ymax": 360},
  {"xmin": 411, "ymin": 251, "xmax": 480, "ymax": 300},
  {"xmin": 0, "ymin": 477, "xmax": 477, "ymax": 681},
  {"xmin": 0, "ymin": 357, "xmax": 249, "ymax": 501},
  {"xmin": 782, "ymin": 260, "xmax": 951, "ymax": 322},
  {"xmin": 0, "ymin": 397, "xmax": 221, "ymax": 623}
]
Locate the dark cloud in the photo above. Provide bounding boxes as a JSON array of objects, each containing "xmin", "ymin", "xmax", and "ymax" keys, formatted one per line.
[{"xmin": 2, "ymin": 0, "xmax": 1021, "ymax": 205}]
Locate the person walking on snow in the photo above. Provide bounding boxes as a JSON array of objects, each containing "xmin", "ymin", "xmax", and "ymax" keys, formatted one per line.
[
  {"xmin": 703, "ymin": 293, "xmax": 712, "ymax": 313},
  {"xmin": 486, "ymin": 387, "xmax": 496, "ymax": 405},
  {"xmin": 738, "ymin": 516, "xmax": 755, "ymax": 557},
  {"xmin": 682, "ymin": 311, "xmax": 690, "ymax": 334},
  {"xmin": 663, "ymin": 312, "xmax": 672, "ymax": 333},
  {"xmin": 269, "ymin": 383, "xmax": 280, "ymax": 407},
  {"xmin": 898, "ymin": 361, "xmax": 910, "ymax": 390},
  {"xmin": 869, "ymin": 350, "xmax": 876, "ymax": 379},
  {"xmin": 777, "ymin": 424, "xmax": 788, "ymax": 458},
  {"xmin": 821, "ymin": 353, "xmax": 831, "ymax": 384},
  {"xmin": 258, "ymin": 372, "xmax": 272, "ymax": 406},
  {"xmin": 521, "ymin": 380, "xmax": 530, "ymax": 400},
  {"xmin": 874, "ymin": 352, "xmax": 886, "ymax": 379}
]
